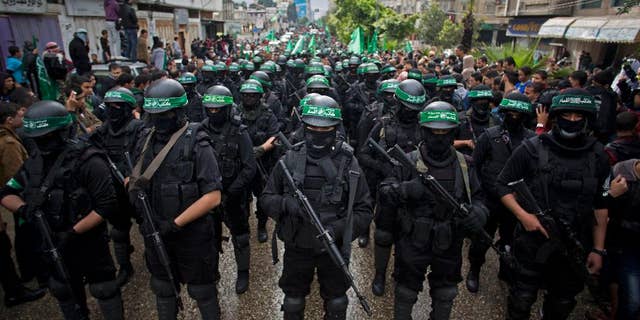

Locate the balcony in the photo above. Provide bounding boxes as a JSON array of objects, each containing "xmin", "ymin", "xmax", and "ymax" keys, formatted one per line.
[{"xmin": 496, "ymin": 0, "xmax": 573, "ymax": 17}]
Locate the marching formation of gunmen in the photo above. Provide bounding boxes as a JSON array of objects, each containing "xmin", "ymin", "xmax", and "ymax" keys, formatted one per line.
[{"xmin": 0, "ymin": 50, "xmax": 631, "ymax": 320}]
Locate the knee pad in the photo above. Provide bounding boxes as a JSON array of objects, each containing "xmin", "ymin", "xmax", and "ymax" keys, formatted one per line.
[
  {"xmin": 233, "ymin": 233, "xmax": 250, "ymax": 249},
  {"xmin": 110, "ymin": 228, "xmax": 130, "ymax": 243},
  {"xmin": 150, "ymin": 277, "xmax": 177, "ymax": 298},
  {"xmin": 89, "ymin": 280, "xmax": 120, "ymax": 300},
  {"xmin": 325, "ymin": 295, "xmax": 348, "ymax": 313},
  {"xmin": 187, "ymin": 283, "xmax": 217, "ymax": 301},
  {"xmin": 282, "ymin": 295, "xmax": 305, "ymax": 313},
  {"xmin": 431, "ymin": 286, "xmax": 458, "ymax": 302},
  {"xmin": 49, "ymin": 278, "xmax": 74, "ymax": 301},
  {"xmin": 395, "ymin": 285, "xmax": 418, "ymax": 304},
  {"xmin": 374, "ymin": 229, "xmax": 393, "ymax": 247}
]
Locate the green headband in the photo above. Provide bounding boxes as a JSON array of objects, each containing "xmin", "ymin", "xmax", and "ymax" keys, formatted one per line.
[
  {"xmin": 202, "ymin": 95, "xmax": 234, "ymax": 105},
  {"xmin": 23, "ymin": 114, "xmax": 73, "ymax": 133},
  {"xmin": 229, "ymin": 65, "xmax": 240, "ymax": 71},
  {"xmin": 419, "ymin": 110, "xmax": 460, "ymax": 124},
  {"xmin": 240, "ymin": 82, "xmax": 264, "ymax": 93},
  {"xmin": 468, "ymin": 90, "xmax": 493, "ymax": 99},
  {"xmin": 301, "ymin": 105, "xmax": 342, "ymax": 120},
  {"xmin": 422, "ymin": 77, "xmax": 438, "ymax": 84},
  {"xmin": 143, "ymin": 94, "xmax": 188, "ymax": 111},
  {"xmin": 381, "ymin": 66, "xmax": 396, "ymax": 74},
  {"xmin": 201, "ymin": 65, "xmax": 216, "ymax": 72},
  {"xmin": 178, "ymin": 75, "xmax": 197, "ymax": 84},
  {"xmin": 305, "ymin": 66, "xmax": 325, "ymax": 74},
  {"xmin": 250, "ymin": 75, "xmax": 272, "ymax": 87},
  {"xmin": 552, "ymin": 94, "xmax": 595, "ymax": 109},
  {"xmin": 306, "ymin": 76, "xmax": 329, "ymax": 87},
  {"xmin": 499, "ymin": 98, "xmax": 532, "ymax": 112},
  {"xmin": 437, "ymin": 78, "xmax": 457, "ymax": 87},
  {"xmin": 363, "ymin": 65, "xmax": 379, "ymax": 73},
  {"xmin": 395, "ymin": 87, "xmax": 426, "ymax": 105},
  {"xmin": 408, "ymin": 71, "xmax": 422, "ymax": 79},
  {"xmin": 105, "ymin": 91, "xmax": 136, "ymax": 105},
  {"xmin": 378, "ymin": 82, "xmax": 399, "ymax": 94}
]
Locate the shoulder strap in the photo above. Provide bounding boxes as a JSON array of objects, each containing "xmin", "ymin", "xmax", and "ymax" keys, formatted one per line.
[
  {"xmin": 129, "ymin": 123, "xmax": 189, "ymax": 190},
  {"xmin": 455, "ymin": 150, "xmax": 472, "ymax": 204},
  {"xmin": 535, "ymin": 138, "xmax": 551, "ymax": 210},
  {"xmin": 32, "ymin": 149, "xmax": 69, "ymax": 207},
  {"xmin": 341, "ymin": 167, "xmax": 360, "ymax": 264}
]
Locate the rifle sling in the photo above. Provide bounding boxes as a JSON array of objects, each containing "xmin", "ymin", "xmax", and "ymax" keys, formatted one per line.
[{"xmin": 130, "ymin": 123, "xmax": 189, "ymax": 190}]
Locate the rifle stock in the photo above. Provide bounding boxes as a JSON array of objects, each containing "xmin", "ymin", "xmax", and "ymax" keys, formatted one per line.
[{"xmin": 278, "ymin": 159, "xmax": 372, "ymax": 316}]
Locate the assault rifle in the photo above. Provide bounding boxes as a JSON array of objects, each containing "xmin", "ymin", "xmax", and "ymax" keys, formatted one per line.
[
  {"xmin": 367, "ymin": 139, "xmax": 517, "ymax": 268},
  {"xmin": 124, "ymin": 152, "xmax": 183, "ymax": 310},
  {"xmin": 507, "ymin": 179, "xmax": 589, "ymax": 278},
  {"xmin": 278, "ymin": 160, "xmax": 372, "ymax": 317}
]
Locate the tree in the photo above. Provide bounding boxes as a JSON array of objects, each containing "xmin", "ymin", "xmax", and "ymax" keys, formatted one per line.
[
  {"xmin": 416, "ymin": 4, "xmax": 447, "ymax": 46},
  {"xmin": 374, "ymin": 11, "xmax": 417, "ymax": 42},
  {"xmin": 257, "ymin": 0, "xmax": 276, "ymax": 7},
  {"xmin": 618, "ymin": 0, "xmax": 639, "ymax": 13},
  {"xmin": 436, "ymin": 19, "xmax": 463, "ymax": 49},
  {"xmin": 461, "ymin": 0, "xmax": 474, "ymax": 51}
]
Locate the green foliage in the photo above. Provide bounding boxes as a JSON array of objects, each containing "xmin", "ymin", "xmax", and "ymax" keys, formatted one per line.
[
  {"xmin": 328, "ymin": 0, "xmax": 416, "ymax": 44},
  {"xmin": 549, "ymin": 67, "xmax": 574, "ymax": 80},
  {"xmin": 257, "ymin": 0, "xmax": 275, "ymax": 7},
  {"xmin": 436, "ymin": 20, "xmax": 463, "ymax": 49},
  {"xmin": 417, "ymin": 4, "xmax": 448, "ymax": 46},
  {"xmin": 482, "ymin": 38, "xmax": 547, "ymax": 70}
]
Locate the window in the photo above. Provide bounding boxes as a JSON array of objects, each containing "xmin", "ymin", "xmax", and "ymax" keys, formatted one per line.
[
  {"xmin": 611, "ymin": 0, "xmax": 624, "ymax": 6},
  {"xmin": 580, "ymin": 0, "xmax": 602, "ymax": 9}
]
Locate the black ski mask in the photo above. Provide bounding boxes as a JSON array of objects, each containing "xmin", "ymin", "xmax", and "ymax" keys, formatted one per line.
[
  {"xmin": 421, "ymin": 128, "xmax": 455, "ymax": 160},
  {"xmin": 241, "ymin": 93, "xmax": 261, "ymax": 109},
  {"xmin": 304, "ymin": 126, "xmax": 336, "ymax": 158},
  {"xmin": 106, "ymin": 102, "xmax": 132, "ymax": 130},
  {"xmin": 151, "ymin": 109, "xmax": 185, "ymax": 139},
  {"xmin": 35, "ymin": 130, "xmax": 67, "ymax": 156},
  {"xmin": 207, "ymin": 106, "xmax": 229, "ymax": 127},
  {"xmin": 397, "ymin": 106, "xmax": 420, "ymax": 124},
  {"xmin": 502, "ymin": 112, "xmax": 524, "ymax": 132},
  {"xmin": 555, "ymin": 116, "xmax": 587, "ymax": 140},
  {"xmin": 471, "ymin": 100, "xmax": 490, "ymax": 116}
]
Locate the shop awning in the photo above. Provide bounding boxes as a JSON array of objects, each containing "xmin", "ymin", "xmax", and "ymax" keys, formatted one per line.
[
  {"xmin": 564, "ymin": 17, "xmax": 608, "ymax": 41},
  {"xmin": 506, "ymin": 18, "xmax": 547, "ymax": 37},
  {"xmin": 538, "ymin": 17, "xmax": 576, "ymax": 38},
  {"xmin": 596, "ymin": 18, "xmax": 640, "ymax": 43}
]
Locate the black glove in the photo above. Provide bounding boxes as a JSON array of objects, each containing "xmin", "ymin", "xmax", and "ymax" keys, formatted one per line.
[
  {"xmin": 379, "ymin": 182, "xmax": 402, "ymax": 204},
  {"xmin": 399, "ymin": 177, "xmax": 426, "ymax": 201},
  {"xmin": 155, "ymin": 219, "xmax": 181, "ymax": 237},
  {"xmin": 328, "ymin": 219, "xmax": 347, "ymax": 243},
  {"xmin": 56, "ymin": 228, "xmax": 79, "ymax": 253},
  {"xmin": 282, "ymin": 195, "xmax": 301, "ymax": 218},
  {"xmin": 15, "ymin": 205, "xmax": 32, "ymax": 223},
  {"xmin": 457, "ymin": 204, "xmax": 488, "ymax": 236}
]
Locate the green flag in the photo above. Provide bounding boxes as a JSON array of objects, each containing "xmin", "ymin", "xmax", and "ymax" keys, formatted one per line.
[
  {"xmin": 291, "ymin": 36, "xmax": 305, "ymax": 55},
  {"xmin": 325, "ymin": 26, "xmax": 331, "ymax": 39},
  {"xmin": 270, "ymin": 13, "xmax": 279, "ymax": 22},
  {"xmin": 35, "ymin": 56, "xmax": 58, "ymax": 100},
  {"xmin": 286, "ymin": 40, "xmax": 294, "ymax": 52},
  {"xmin": 347, "ymin": 27, "xmax": 364, "ymax": 54},
  {"xmin": 405, "ymin": 41, "xmax": 413, "ymax": 54},
  {"xmin": 368, "ymin": 29, "xmax": 378, "ymax": 54},
  {"xmin": 308, "ymin": 34, "xmax": 316, "ymax": 55},
  {"xmin": 266, "ymin": 30, "xmax": 277, "ymax": 41}
]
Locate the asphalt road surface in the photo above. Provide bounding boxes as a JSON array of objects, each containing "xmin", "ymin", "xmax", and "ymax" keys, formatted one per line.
[{"xmin": 0, "ymin": 207, "xmax": 595, "ymax": 320}]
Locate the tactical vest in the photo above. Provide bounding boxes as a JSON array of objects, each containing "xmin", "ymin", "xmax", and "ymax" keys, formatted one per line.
[
  {"xmin": 204, "ymin": 117, "xmax": 244, "ymax": 187},
  {"xmin": 379, "ymin": 118, "xmax": 420, "ymax": 152},
  {"xmin": 23, "ymin": 141, "xmax": 103, "ymax": 231},
  {"xmin": 184, "ymin": 91, "xmax": 205, "ymax": 123},
  {"xmin": 523, "ymin": 136, "xmax": 601, "ymax": 241},
  {"xmin": 480, "ymin": 126, "xmax": 534, "ymax": 197},
  {"xmin": 140, "ymin": 124, "xmax": 209, "ymax": 227},
  {"xmin": 609, "ymin": 181, "xmax": 640, "ymax": 243},
  {"xmin": 279, "ymin": 142, "xmax": 354, "ymax": 249},
  {"xmin": 93, "ymin": 119, "xmax": 144, "ymax": 176},
  {"xmin": 241, "ymin": 104, "xmax": 275, "ymax": 147}
]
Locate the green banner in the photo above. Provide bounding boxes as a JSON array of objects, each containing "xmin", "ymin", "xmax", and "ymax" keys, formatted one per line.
[{"xmin": 348, "ymin": 27, "xmax": 364, "ymax": 54}]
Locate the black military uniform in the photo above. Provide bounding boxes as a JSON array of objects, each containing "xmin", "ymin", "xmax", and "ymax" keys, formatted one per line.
[
  {"xmin": 355, "ymin": 79, "xmax": 400, "ymax": 147},
  {"xmin": 455, "ymin": 85, "xmax": 502, "ymax": 155},
  {"xmin": 429, "ymin": 75, "xmax": 463, "ymax": 111},
  {"xmin": 226, "ymin": 63, "xmax": 243, "ymax": 103},
  {"xmin": 465, "ymin": 92, "xmax": 535, "ymax": 293},
  {"xmin": 358, "ymin": 79, "xmax": 425, "ymax": 295},
  {"xmin": 90, "ymin": 87, "xmax": 146, "ymax": 288},
  {"xmin": 260, "ymin": 94, "xmax": 373, "ymax": 320},
  {"xmin": 238, "ymin": 79, "xmax": 280, "ymax": 243},
  {"xmin": 496, "ymin": 89, "xmax": 610, "ymax": 320},
  {"xmin": 196, "ymin": 65, "xmax": 221, "ymax": 95},
  {"xmin": 179, "ymin": 72, "xmax": 205, "ymax": 123},
  {"xmin": 129, "ymin": 79, "xmax": 223, "ymax": 320},
  {"xmin": 1, "ymin": 100, "xmax": 124, "ymax": 320},
  {"xmin": 344, "ymin": 63, "xmax": 380, "ymax": 148},
  {"xmin": 378, "ymin": 101, "xmax": 487, "ymax": 319},
  {"xmin": 250, "ymin": 71, "xmax": 285, "ymax": 131},
  {"xmin": 201, "ymin": 85, "xmax": 257, "ymax": 294}
]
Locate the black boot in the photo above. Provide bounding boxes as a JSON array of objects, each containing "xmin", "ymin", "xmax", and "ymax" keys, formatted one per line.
[
  {"xmin": 112, "ymin": 227, "xmax": 135, "ymax": 287},
  {"xmin": 96, "ymin": 293, "xmax": 124, "ymax": 320},
  {"xmin": 358, "ymin": 225, "xmax": 370, "ymax": 248},
  {"xmin": 283, "ymin": 296, "xmax": 305, "ymax": 320},
  {"xmin": 4, "ymin": 285, "xmax": 46, "ymax": 308},
  {"xmin": 188, "ymin": 284, "xmax": 220, "ymax": 320},
  {"xmin": 324, "ymin": 296, "xmax": 348, "ymax": 320},
  {"xmin": 429, "ymin": 286, "xmax": 458, "ymax": 320},
  {"xmin": 233, "ymin": 234, "xmax": 250, "ymax": 294},
  {"xmin": 394, "ymin": 285, "xmax": 418, "ymax": 320},
  {"xmin": 465, "ymin": 265, "xmax": 480, "ymax": 293},
  {"xmin": 372, "ymin": 244, "xmax": 391, "ymax": 296}
]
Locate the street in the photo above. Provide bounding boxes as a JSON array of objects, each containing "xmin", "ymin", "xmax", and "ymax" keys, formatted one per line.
[{"xmin": 0, "ymin": 208, "xmax": 595, "ymax": 320}]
